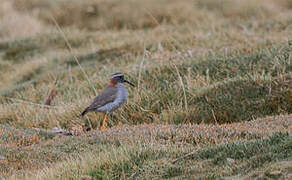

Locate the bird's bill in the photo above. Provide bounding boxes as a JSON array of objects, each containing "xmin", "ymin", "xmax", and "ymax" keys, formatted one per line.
[{"xmin": 124, "ymin": 79, "xmax": 135, "ymax": 87}]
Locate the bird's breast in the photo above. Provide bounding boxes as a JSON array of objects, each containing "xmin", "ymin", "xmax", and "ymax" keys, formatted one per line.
[
  {"xmin": 115, "ymin": 83, "xmax": 128, "ymax": 105},
  {"xmin": 97, "ymin": 83, "xmax": 128, "ymax": 113}
]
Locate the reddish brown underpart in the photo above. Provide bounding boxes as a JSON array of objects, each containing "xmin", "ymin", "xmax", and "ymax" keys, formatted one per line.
[{"xmin": 109, "ymin": 78, "xmax": 117, "ymax": 87}]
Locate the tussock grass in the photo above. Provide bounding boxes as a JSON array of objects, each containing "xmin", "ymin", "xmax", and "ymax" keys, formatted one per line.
[
  {"xmin": 0, "ymin": 1, "xmax": 46, "ymax": 40},
  {"xmin": 1, "ymin": 114, "xmax": 291, "ymax": 178},
  {"xmin": 14, "ymin": 132, "xmax": 291, "ymax": 179},
  {"xmin": 1, "ymin": 42, "xmax": 291, "ymax": 128},
  {"xmin": 190, "ymin": 74, "xmax": 292, "ymax": 123},
  {"xmin": 13, "ymin": 0, "xmax": 207, "ymax": 31},
  {"xmin": 12, "ymin": 0, "xmax": 285, "ymax": 31},
  {"xmin": 112, "ymin": 44, "xmax": 292, "ymax": 125}
]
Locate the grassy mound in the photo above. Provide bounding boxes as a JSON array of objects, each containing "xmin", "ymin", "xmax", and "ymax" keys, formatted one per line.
[
  {"xmin": 191, "ymin": 74, "xmax": 292, "ymax": 123},
  {"xmin": 113, "ymin": 43, "xmax": 292, "ymax": 125},
  {"xmin": 14, "ymin": 132, "xmax": 291, "ymax": 179},
  {"xmin": 1, "ymin": 114, "xmax": 290, "ymax": 178},
  {"xmin": 1, "ymin": 42, "xmax": 291, "ymax": 128}
]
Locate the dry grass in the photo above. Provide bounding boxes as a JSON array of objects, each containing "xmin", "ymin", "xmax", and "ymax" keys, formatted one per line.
[
  {"xmin": 0, "ymin": 1, "xmax": 48, "ymax": 41},
  {"xmin": 1, "ymin": 44, "xmax": 291, "ymax": 129},
  {"xmin": 1, "ymin": 115, "xmax": 291, "ymax": 179},
  {"xmin": 0, "ymin": 0, "xmax": 292, "ymax": 178}
]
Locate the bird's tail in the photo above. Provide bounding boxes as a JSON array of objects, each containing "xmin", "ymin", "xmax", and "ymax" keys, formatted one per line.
[{"xmin": 80, "ymin": 107, "xmax": 89, "ymax": 117}]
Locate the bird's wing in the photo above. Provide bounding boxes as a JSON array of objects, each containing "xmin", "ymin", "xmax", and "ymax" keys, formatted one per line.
[{"xmin": 87, "ymin": 86, "xmax": 117, "ymax": 111}]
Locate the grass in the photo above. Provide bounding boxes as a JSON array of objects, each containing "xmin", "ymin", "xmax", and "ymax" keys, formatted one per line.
[
  {"xmin": 1, "ymin": 115, "xmax": 291, "ymax": 178},
  {"xmin": 0, "ymin": 0, "xmax": 292, "ymax": 178},
  {"xmin": 1, "ymin": 43, "xmax": 291, "ymax": 128},
  {"xmin": 9, "ymin": 131, "xmax": 291, "ymax": 179}
]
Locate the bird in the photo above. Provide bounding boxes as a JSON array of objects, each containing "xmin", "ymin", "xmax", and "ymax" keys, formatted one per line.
[{"xmin": 80, "ymin": 73, "xmax": 134, "ymax": 130}]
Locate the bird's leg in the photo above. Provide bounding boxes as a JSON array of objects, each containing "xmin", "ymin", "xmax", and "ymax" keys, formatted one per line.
[{"xmin": 100, "ymin": 114, "xmax": 108, "ymax": 131}]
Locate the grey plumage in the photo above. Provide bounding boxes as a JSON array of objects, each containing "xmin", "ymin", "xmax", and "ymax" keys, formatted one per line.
[
  {"xmin": 80, "ymin": 73, "xmax": 134, "ymax": 117},
  {"xmin": 81, "ymin": 86, "xmax": 117, "ymax": 116},
  {"xmin": 96, "ymin": 83, "xmax": 128, "ymax": 113}
]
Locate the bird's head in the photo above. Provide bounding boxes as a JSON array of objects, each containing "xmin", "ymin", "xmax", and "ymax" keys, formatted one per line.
[{"xmin": 110, "ymin": 73, "xmax": 135, "ymax": 87}]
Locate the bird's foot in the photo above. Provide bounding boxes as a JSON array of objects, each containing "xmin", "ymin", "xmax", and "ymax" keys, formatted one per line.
[
  {"xmin": 100, "ymin": 126, "xmax": 106, "ymax": 131},
  {"xmin": 118, "ymin": 121, "xmax": 123, "ymax": 127}
]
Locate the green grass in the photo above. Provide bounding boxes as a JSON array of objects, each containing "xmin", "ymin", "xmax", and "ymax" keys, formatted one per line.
[
  {"xmin": 15, "ymin": 132, "xmax": 291, "ymax": 179},
  {"xmin": 1, "ymin": 43, "xmax": 291, "ymax": 128},
  {"xmin": 1, "ymin": 115, "xmax": 291, "ymax": 179}
]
